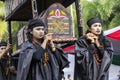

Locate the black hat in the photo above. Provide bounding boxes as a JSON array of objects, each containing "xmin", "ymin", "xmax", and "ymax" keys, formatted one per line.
[
  {"xmin": 0, "ymin": 42, "xmax": 7, "ymax": 47},
  {"xmin": 87, "ymin": 18, "xmax": 102, "ymax": 27},
  {"xmin": 28, "ymin": 18, "xmax": 45, "ymax": 29}
]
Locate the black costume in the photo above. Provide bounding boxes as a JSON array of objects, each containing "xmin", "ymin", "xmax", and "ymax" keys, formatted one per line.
[
  {"xmin": 7, "ymin": 56, "xmax": 18, "ymax": 80},
  {"xmin": 16, "ymin": 41, "xmax": 69, "ymax": 80},
  {"xmin": 74, "ymin": 36, "xmax": 113, "ymax": 80},
  {"xmin": 0, "ymin": 42, "xmax": 9, "ymax": 80},
  {"xmin": 0, "ymin": 55, "xmax": 8, "ymax": 80}
]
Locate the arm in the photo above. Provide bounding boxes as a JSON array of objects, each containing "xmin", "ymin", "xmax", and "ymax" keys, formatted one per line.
[
  {"xmin": 97, "ymin": 39, "xmax": 113, "ymax": 80},
  {"xmin": 41, "ymin": 34, "xmax": 56, "ymax": 51},
  {"xmin": 74, "ymin": 38, "xmax": 91, "ymax": 80},
  {"xmin": 94, "ymin": 36, "xmax": 113, "ymax": 58},
  {"xmin": 41, "ymin": 34, "xmax": 52, "ymax": 49},
  {"xmin": 75, "ymin": 39, "xmax": 89, "ymax": 64},
  {"xmin": 86, "ymin": 33, "xmax": 105, "ymax": 58},
  {"xmin": 0, "ymin": 44, "xmax": 11, "ymax": 59},
  {"xmin": 49, "ymin": 40, "xmax": 56, "ymax": 51}
]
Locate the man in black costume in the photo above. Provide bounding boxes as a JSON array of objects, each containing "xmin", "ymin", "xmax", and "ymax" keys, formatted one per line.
[
  {"xmin": 16, "ymin": 18, "xmax": 69, "ymax": 80},
  {"xmin": 0, "ymin": 42, "xmax": 11, "ymax": 80},
  {"xmin": 74, "ymin": 18, "xmax": 113, "ymax": 80}
]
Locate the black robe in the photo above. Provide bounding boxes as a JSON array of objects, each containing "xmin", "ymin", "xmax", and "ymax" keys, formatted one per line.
[
  {"xmin": 74, "ymin": 36, "xmax": 113, "ymax": 80},
  {"xmin": 7, "ymin": 56, "xmax": 18, "ymax": 80},
  {"xmin": 16, "ymin": 41, "xmax": 69, "ymax": 80},
  {"xmin": 0, "ymin": 56, "xmax": 8, "ymax": 80}
]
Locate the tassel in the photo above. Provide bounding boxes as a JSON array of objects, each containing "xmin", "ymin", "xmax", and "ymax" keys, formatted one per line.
[{"xmin": 44, "ymin": 52, "xmax": 48, "ymax": 67}]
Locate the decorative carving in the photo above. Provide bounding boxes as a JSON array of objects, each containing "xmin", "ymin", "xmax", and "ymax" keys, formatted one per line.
[
  {"xmin": 41, "ymin": 3, "xmax": 75, "ymax": 42},
  {"xmin": 17, "ymin": 26, "xmax": 28, "ymax": 46}
]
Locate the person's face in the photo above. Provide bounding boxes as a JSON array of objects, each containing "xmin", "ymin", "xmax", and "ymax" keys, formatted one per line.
[
  {"xmin": 0, "ymin": 46, "xmax": 7, "ymax": 54},
  {"xmin": 30, "ymin": 26, "xmax": 45, "ymax": 39},
  {"xmin": 89, "ymin": 23, "xmax": 102, "ymax": 35}
]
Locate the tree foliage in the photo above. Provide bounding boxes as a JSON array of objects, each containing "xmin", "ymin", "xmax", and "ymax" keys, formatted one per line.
[
  {"xmin": 0, "ymin": 1, "xmax": 5, "ymax": 19},
  {"xmin": 0, "ymin": 1, "xmax": 7, "ymax": 41},
  {"xmin": 81, "ymin": 0, "xmax": 118, "ymax": 31}
]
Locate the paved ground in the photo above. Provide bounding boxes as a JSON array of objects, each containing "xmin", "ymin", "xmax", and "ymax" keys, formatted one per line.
[{"xmin": 109, "ymin": 64, "xmax": 120, "ymax": 80}]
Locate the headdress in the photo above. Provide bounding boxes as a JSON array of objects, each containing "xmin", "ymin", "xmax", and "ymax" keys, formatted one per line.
[
  {"xmin": 28, "ymin": 18, "xmax": 45, "ymax": 29},
  {"xmin": 87, "ymin": 18, "xmax": 102, "ymax": 27}
]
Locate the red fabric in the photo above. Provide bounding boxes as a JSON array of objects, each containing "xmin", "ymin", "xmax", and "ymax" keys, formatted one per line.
[
  {"xmin": 63, "ymin": 45, "xmax": 75, "ymax": 51},
  {"xmin": 107, "ymin": 30, "xmax": 120, "ymax": 40},
  {"xmin": 62, "ymin": 45, "xmax": 75, "ymax": 54}
]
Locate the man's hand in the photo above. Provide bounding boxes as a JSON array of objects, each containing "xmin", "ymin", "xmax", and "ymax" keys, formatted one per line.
[
  {"xmin": 9, "ymin": 66, "xmax": 16, "ymax": 74},
  {"xmin": 86, "ymin": 33, "xmax": 101, "ymax": 47},
  {"xmin": 6, "ymin": 43, "xmax": 12, "ymax": 51},
  {"xmin": 44, "ymin": 34, "xmax": 52, "ymax": 41},
  {"xmin": 42, "ymin": 34, "xmax": 54, "ymax": 49},
  {"xmin": 86, "ymin": 33, "xmax": 96, "ymax": 43}
]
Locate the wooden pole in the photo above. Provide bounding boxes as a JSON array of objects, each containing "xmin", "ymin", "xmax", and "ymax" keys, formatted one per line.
[
  {"xmin": 7, "ymin": 21, "xmax": 13, "ymax": 53},
  {"xmin": 7, "ymin": 20, "xmax": 12, "ymax": 80},
  {"xmin": 31, "ymin": 0, "xmax": 38, "ymax": 18},
  {"xmin": 75, "ymin": 0, "xmax": 83, "ymax": 37}
]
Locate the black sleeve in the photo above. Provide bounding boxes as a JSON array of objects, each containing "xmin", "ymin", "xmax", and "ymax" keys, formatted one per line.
[
  {"xmin": 52, "ymin": 47, "xmax": 69, "ymax": 69},
  {"xmin": 33, "ymin": 46, "xmax": 45, "ymax": 61},
  {"xmin": 97, "ymin": 37, "xmax": 111, "ymax": 59}
]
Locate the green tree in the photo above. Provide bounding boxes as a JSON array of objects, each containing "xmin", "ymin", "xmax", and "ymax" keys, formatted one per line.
[
  {"xmin": 81, "ymin": 0, "xmax": 116, "ymax": 30},
  {"xmin": 0, "ymin": 1, "xmax": 7, "ymax": 40},
  {"xmin": 109, "ymin": 0, "xmax": 120, "ymax": 28}
]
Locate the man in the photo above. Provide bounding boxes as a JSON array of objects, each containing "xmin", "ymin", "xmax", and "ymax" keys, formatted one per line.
[
  {"xmin": 67, "ymin": 74, "xmax": 71, "ymax": 80},
  {"xmin": 16, "ymin": 18, "xmax": 69, "ymax": 80},
  {"xmin": 0, "ymin": 42, "xmax": 11, "ymax": 80},
  {"xmin": 74, "ymin": 18, "xmax": 113, "ymax": 80}
]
